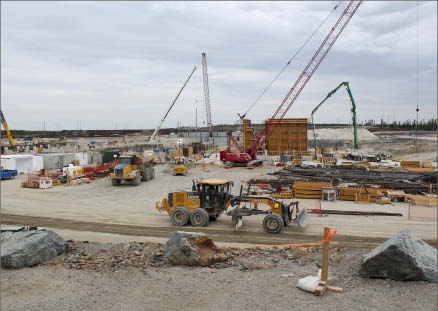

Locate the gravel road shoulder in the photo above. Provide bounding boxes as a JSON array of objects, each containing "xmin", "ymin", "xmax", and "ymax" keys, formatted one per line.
[{"xmin": 1, "ymin": 241, "xmax": 437, "ymax": 311}]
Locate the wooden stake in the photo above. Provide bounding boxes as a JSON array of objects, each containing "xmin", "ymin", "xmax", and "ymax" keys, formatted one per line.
[{"xmin": 321, "ymin": 227, "xmax": 330, "ymax": 282}]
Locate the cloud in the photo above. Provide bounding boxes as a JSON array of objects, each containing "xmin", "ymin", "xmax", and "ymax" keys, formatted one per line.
[{"xmin": 1, "ymin": 1, "xmax": 436, "ymax": 130}]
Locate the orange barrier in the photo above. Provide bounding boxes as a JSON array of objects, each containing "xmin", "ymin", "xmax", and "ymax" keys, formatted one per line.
[{"xmin": 256, "ymin": 228, "xmax": 338, "ymax": 249}]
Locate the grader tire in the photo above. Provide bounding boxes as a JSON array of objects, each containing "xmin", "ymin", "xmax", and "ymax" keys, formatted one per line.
[
  {"xmin": 170, "ymin": 208, "xmax": 190, "ymax": 226},
  {"xmin": 182, "ymin": 170, "xmax": 187, "ymax": 176},
  {"xmin": 190, "ymin": 208, "xmax": 209, "ymax": 227},
  {"xmin": 263, "ymin": 214, "xmax": 284, "ymax": 234},
  {"xmin": 111, "ymin": 179, "xmax": 121, "ymax": 186},
  {"xmin": 131, "ymin": 172, "xmax": 142, "ymax": 186},
  {"xmin": 142, "ymin": 167, "xmax": 151, "ymax": 181}
]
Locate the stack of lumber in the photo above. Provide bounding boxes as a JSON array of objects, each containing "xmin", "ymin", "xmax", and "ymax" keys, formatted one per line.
[
  {"xmin": 338, "ymin": 186, "xmax": 386, "ymax": 202},
  {"xmin": 401, "ymin": 161, "xmax": 421, "ymax": 168},
  {"xmin": 404, "ymin": 194, "xmax": 438, "ymax": 207},
  {"xmin": 403, "ymin": 167, "xmax": 436, "ymax": 173},
  {"xmin": 270, "ymin": 191, "xmax": 294, "ymax": 199},
  {"xmin": 399, "ymin": 160, "xmax": 435, "ymax": 173},
  {"xmin": 293, "ymin": 181, "xmax": 332, "ymax": 199}
]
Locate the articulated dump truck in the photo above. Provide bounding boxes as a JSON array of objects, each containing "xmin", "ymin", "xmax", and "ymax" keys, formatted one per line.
[{"xmin": 111, "ymin": 153, "xmax": 156, "ymax": 186}]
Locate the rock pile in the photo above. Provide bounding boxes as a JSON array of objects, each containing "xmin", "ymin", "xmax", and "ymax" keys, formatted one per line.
[
  {"xmin": 42, "ymin": 240, "xmax": 343, "ymax": 272},
  {"xmin": 359, "ymin": 230, "xmax": 437, "ymax": 283},
  {"xmin": 163, "ymin": 231, "xmax": 227, "ymax": 266}
]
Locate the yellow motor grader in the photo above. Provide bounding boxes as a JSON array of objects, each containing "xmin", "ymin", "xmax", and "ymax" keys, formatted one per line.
[{"xmin": 156, "ymin": 179, "xmax": 308, "ymax": 234}]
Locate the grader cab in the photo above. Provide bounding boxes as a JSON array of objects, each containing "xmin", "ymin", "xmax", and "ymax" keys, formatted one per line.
[
  {"xmin": 156, "ymin": 179, "xmax": 233, "ymax": 227},
  {"xmin": 156, "ymin": 179, "xmax": 308, "ymax": 233}
]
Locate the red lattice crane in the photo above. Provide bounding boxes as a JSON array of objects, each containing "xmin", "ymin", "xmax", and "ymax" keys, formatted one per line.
[
  {"xmin": 202, "ymin": 52, "xmax": 213, "ymax": 137},
  {"xmin": 221, "ymin": 0, "xmax": 363, "ymax": 165}
]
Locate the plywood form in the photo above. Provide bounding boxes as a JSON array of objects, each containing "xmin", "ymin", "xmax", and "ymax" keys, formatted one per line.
[
  {"xmin": 265, "ymin": 118, "xmax": 308, "ymax": 156},
  {"xmin": 242, "ymin": 119, "xmax": 256, "ymax": 152}
]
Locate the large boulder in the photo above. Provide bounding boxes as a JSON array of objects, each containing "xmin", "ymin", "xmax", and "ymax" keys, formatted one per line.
[
  {"xmin": 359, "ymin": 230, "xmax": 437, "ymax": 283},
  {"xmin": 1, "ymin": 229, "xmax": 69, "ymax": 269},
  {"xmin": 164, "ymin": 231, "xmax": 227, "ymax": 266}
]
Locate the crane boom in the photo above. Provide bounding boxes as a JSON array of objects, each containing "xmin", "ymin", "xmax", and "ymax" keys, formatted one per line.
[
  {"xmin": 149, "ymin": 66, "xmax": 197, "ymax": 142},
  {"xmin": 0, "ymin": 109, "xmax": 15, "ymax": 146},
  {"xmin": 245, "ymin": 0, "xmax": 362, "ymax": 159},
  {"xmin": 311, "ymin": 82, "xmax": 358, "ymax": 156},
  {"xmin": 202, "ymin": 53, "xmax": 213, "ymax": 137}
]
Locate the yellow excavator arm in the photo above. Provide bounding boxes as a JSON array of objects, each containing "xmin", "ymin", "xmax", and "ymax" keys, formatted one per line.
[{"xmin": 0, "ymin": 109, "xmax": 15, "ymax": 146}]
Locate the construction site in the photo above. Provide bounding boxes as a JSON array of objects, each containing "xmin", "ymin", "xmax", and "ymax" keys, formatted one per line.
[{"xmin": 1, "ymin": 1, "xmax": 437, "ymax": 311}]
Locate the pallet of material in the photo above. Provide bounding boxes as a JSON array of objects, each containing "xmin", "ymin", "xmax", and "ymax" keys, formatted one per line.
[
  {"xmin": 319, "ymin": 157, "xmax": 336, "ymax": 164},
  {"xmin": 293, "ymin": 181, "xmax": 332, "ymax": 199},
  {"xmin": 270, "ymin": 191, "xmax": 294, "ymax": 199},
  {"xmin": 383, "ymin": 190, "xmax": 406, "ymax": 201},
  {"xmin": 400, "ymin": 161, "xmax": 421, "ymax": 168},
  {"xmin": 21, "ymin": 181, "xmax": 39, "ymax": 188},
  {"xmin": 404, "ymin": 194, "xmax": 438, "ymax": 207},
  {"xmin": 402, "ymin": 167, "xmax": 436, "ymax": 173},
  {"xmin": 338, "ymin": 187, "xmax": 385, "ymax": 202}
]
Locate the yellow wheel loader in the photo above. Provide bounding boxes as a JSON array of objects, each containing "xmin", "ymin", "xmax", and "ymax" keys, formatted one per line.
[
  {"xmin": 111, "ymin": 154, "xmax": 155, "ymax": 186},
  {"xmin": 172, "ymin": 157, "xmax": 188, "ymax": 176},
  {"xmin": 156, "ymin": 179, "xmax": 308, "ymax": 234}
]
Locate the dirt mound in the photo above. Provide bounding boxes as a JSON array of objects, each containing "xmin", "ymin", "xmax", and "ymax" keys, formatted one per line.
[{"xmin": 310, "ymin": 127, "xmax": 377, "ymax": 141}]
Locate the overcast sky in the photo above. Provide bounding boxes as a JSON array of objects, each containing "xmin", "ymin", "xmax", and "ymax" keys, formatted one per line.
[{"xmin": 1, "ymin": 1, "xmax": 437, "ymax": 130}]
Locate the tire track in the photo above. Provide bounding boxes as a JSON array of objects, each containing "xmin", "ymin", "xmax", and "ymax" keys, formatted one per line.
[{"xmin": 2, "ymin": 214, "xmax": 437, "ymax": 248}]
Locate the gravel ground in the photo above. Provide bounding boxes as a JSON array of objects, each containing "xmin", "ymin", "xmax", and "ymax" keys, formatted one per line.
[{"xmin": 1, "ymin": 241, "xmax": 437, "ymax": 311}]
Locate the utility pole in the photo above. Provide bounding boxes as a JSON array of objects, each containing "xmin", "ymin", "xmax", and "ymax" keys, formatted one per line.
[{"xmin": 415, "ymin": 105, "xmax": 419, "ymax": 151}]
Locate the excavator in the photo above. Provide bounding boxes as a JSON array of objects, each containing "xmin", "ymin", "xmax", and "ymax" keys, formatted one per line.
[
  {"xmin": 0, "ymin": 109, "xmax": 15, "ymax": 147},
  {"xmin": 311, "ymin": 81, "xmax": 358, "ymax": 156},
  {"xmin": 156, "ymin": 179, "xmax": 308, "ymax": 234}
]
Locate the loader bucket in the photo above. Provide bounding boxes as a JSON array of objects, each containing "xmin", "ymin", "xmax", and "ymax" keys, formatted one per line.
[{"xmin": 296, "ymin": 209, "xmax": 308, "ymax": 228}]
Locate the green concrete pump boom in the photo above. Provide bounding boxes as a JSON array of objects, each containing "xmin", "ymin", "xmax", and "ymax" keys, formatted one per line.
[{"xmin": 311, "ymin": 82, "xmax": 358, "ymax": 156}]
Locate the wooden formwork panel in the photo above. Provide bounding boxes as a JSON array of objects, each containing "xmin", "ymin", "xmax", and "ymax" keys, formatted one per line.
[
  {"xmin": 241, "ymin": 118, "xmax": 308, "ymax": 156},
  {"xmin": 242, "ymin": 119, "xmax": 256, "ymax": 151},
  {"xmin": 266, "ymin": 118, "xmax": 308, "ymax": 156}
]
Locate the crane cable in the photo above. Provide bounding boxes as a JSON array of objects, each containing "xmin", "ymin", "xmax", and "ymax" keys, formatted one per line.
[{"xmin": 239, "ymin": 1, "xmax": 343, "ymax": 120}]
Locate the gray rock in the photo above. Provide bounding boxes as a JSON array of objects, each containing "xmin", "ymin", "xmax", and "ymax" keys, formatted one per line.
[
  {"xmin": 164, "ymin": 231, "xmax": 201, "ymax": 266},
  {"xmin": 1, "ymin": 229, "xmax": 69, "ymax": 269},
  {"xmin": 164, "ymin": 231, "xmax": 227, "ymax": 266},
  {"xmin": 359, "ymin": 230, "xmax": 437, "ymax": 283},
  {"xmin": 1, "ymin": 231, "xmax": 15, "ymax": 243}
]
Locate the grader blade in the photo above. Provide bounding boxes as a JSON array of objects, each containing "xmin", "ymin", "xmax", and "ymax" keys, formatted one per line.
[{"xmin": 296, "ymin": 209, "xmax": 308, "ymax": 228}]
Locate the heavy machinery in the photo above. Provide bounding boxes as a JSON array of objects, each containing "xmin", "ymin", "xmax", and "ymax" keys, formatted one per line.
[
  {"xmin": 202, "ymin": 53, "xmax": 213, "ymax": 137},
  {"xmin": 311, "ymin": 82, "xmax": 358, "ymax": 156},
  {"xmin": 221, "ymin": 0, "xmax": 362, "ymax": 166},
  {"xmin": 149, "ymin": 66, "xmax": 197, "ymax": 142},
  {"xmin": 0, "ymin": 109, "xmax": 15, "ymax": 146},
  {"xmin": 156, "ymin": 179, "xmax": 308, "ymax": 234},
  {"xmin": 111, "ymin": 154, "xmax": 155, "ymax": 186},
  {"xmin": 173, "ymin": 157, "xmax": 188, "ymax": 176}
]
